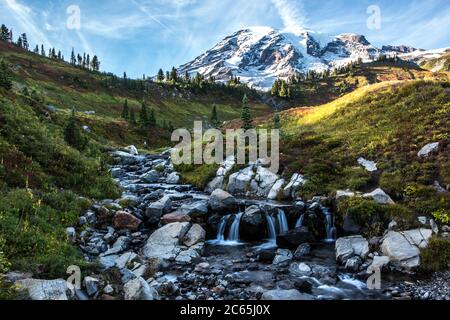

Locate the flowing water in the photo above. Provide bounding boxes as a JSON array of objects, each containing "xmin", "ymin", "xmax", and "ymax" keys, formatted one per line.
[
  {"xmin": 322, "ymin": 206, "xmax": 337, "ymax": 243},
  {"xmin": 228, "ymin": 212, "xmax": 243, "ymax": 242},
  {"xmin": 277, "ymin": 209, "xmax": 289, "ymax": 235},
  {"xmin": 295, "ymin": 213, "xmax": 305, "ymax": 229}
]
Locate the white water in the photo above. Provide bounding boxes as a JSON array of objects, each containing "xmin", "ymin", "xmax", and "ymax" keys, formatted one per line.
[
  {"xmin": 228, "ymin": 212, "xmax": 243, "ymax": 242},
  {"xmin": 277, "ymin": 209, "xmax": 289, "ymax": 235},
  {"xmin": 216, "ymin": 215, "xmax": 231, "ymax": 242},
  {"xmin": 295, "ymin": 213, "xmax": 305, "ymax": 229},
  {"xmin": 338, "ymin": 274, "xmax": 367, "ymax": 290},
  {"xmin": 322, "ymin": 206, "xmax": 337, "ymax": 242}
]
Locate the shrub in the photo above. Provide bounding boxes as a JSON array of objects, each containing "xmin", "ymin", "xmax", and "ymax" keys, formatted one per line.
[
  {"xmin": 432, "ymin": 209, "xmax": 450, "ymax": 225},
  {"xmin": 421, "ymin": 237, "xmax": 450, "ymax": 272}
]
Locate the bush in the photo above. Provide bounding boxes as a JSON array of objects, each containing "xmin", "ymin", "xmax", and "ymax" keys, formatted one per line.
[
  {"xmin": 175, "ymin": 163, "xmax": 219, "ymax": 189},
  {"xmin": 432, "ymin": 209, "xmax": 450, "ymax": 225},
  {"xmin": 421, "ymin": 237, "xmax": 450, "ymax": 272},
  {"xmin": 0, "ymin": 189, "xmax": 89, "ymax": 278}
]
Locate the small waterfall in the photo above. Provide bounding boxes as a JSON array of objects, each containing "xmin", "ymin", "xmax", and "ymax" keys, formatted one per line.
[
  {"xmin": 277, "ymin": 209, "xmax": 289, "ymax": 235},
  {"xmin": 216, "ymin": 215, "xmax": 231, "ymax": 242},
  {"xmin": 265, "ymin": 213, "xmax": 277, "ymax": 242},
  {"xmin": 322, "ymin": 206, "xmax": 337, "ymax": 242},
  {"xmin": 295, "ymin": 213, "xmax": 305, "ymax": 229},
  {"xmin": 228, "ymin": 212, "xmax": 243, "ymax": 242}
]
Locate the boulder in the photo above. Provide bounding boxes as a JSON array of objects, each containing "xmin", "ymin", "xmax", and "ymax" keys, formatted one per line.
[
  {"xmin": 180, "ymin": 200, "xmax": 209, "ymax": 217},
  {"xmin": 336, "ymin": 190, "xmax": 356, "ymax": 200},
  {"xmin": 123, "ymin": 277, "xmax": 159, "ymax": 300},
  {"xmin": 140, "ymin": 170, "xmax": 160, "ymax": 183},
  {"xmin": 161, "ymin": 211, "xmax": 191, "ymax": 224},
  {"xmin": 277, "ymin": 228, "xmax": 314, "ymax": 249},
  {"xmin": 124, "ymin": 145, "xmax": 139, "ymax": 156},
  {"xmin": 363, "ymin": 188, "xmax": 395, "ymax": 205},
  {"xmin": 345, "ymin": 256, "xmax": 362, "ymax": 273},
  {"xmin": 240, "ymin": 205, "xmax": 265, "ymax": 241},
  {"xmin": 267, "ymin": 179, "xmax": 285, "ymax": 200},
  {"xmin": 143, "ymin": 222, "xmax": 191, "ymax": 261},
  {"xmin": 250, "ymin": 167, "xmax": 279, "ymax": 197},
  {"xmin": 261, "ymin": 289, "xmax": 313, "ymax": 301},
  {"xmin": 145, "ymin": 196, "xmax": 172, "ymax": 224},
  {"xmin": 335, "ymin": 236, "xmax": 369, "ymax": 264},
  {"xmin": 293, "ymin": 243, "xmax": 311, "ymax": 259},
  {"xmin": 367, "ymin": 256, "xmax": 391, "ymax": 272},
  {"xmin": 209, "ymin": 189, "xmax": 238, "ymax": 213},
  {"xmin": 183, "ymin": 224, "xmax": 206, "ymax": 247},
  {"xmin": 175, "ymin": 249, "xmax": 201, "ymax": 265},
  {"xmin": 227, "ymin": 166, "xmax": 254, "ymax": 194},
  {"xmin": 115, "ymin": 251, "xmax": 138, "ymax": 269},
  {"xmin": 273, "ymin": 249, "xmax": 293, "ymax": 265},
  {"xmin": 84, "ymin": 277, "xmax": 100, "ymax": 297},
  {"xmin": 418, "ymin": 142, "xmax": 439, "ymax": 158},
  {"xmin": 283, "ymin": 174, "xmax": 307, "ymax": 199},
  {"xmin": 111, "ymin": 168, "xmax": 125, "ymax": 179},
  {"xmin": 166, "ymin": 172, "xmax": 180, "ymax": 184},
  {"xmin": 357, "ymin": 157, "xmax": 378, "ymax": 172},
  {"xmin": 111, "ymin": 151, "xmax": 140, "ymax": 165},
  {"xmin": 342, "ymin": 214, "xmax": 362, "ymax": 235},
  {"xmin": 113, "ymin": 211, "xmax": 142, "ymax": 231},
  {"xmin": 205, "ymin": 176, "xmax": 225, "ymax": 194},
  {"xmin": 17, "ymin": 279, "xmax": 73, "ymax": 300},
  {"xmin": 380, "ymin": 229, "xmax": 432, "ymax": 270}
]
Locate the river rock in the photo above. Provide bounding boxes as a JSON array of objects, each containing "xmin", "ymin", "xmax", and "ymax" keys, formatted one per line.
[
  {"xmin": 380, "ymin": 229, "xmax": 432, "ymax": 270},
  {"xmin": 183, "ymin": 224, "xmax": 206, "ymax": 247},
  {"xmin": 175, "ymin": 249, "xmax": 201, "ymax": 265},
  {"xmin": 273, "ymin": 249, "xmax": 293, "ymax": 265},
  {"xmin": 261, "ymin": 289, "xmax": 313, "ymax": 301},
  {"xmin": 84, "ymin": 276, "xmax": 100, "ymax": 297},
  {"xmin": 115, "ymin": 251, "xmax": 138, "ymax": 269},
  {"xmin": 363, "ymin": 188, "xmax": 395, "ymax": 205},
  {"xmin": 335, "ymin": 236, "xmax": 369, "ymax": 264},
  {"xmin": 143, "ymin": 222, "xmax": 191, "ymax": 261},
  {"xmin": 277, "ymin": 228, "xmax": 314, "ymax": 249},
  {"xmin": 166, "ymin": 172, "xmax": 180, "ymax": 184},
  {"xmin": 367, "ymin": 256, "xmax": 391, "ymax": 272},
  {"xmin": 418, "ymin": 142, "xmax": 439, "ymax": 158},
  {"xmin": 250, "ymin": 167, "xmax": 279, "ymax": 197},
  {"xmin": 123, "ymin": 277, "xmax": 159, "ymax": 300},
  {"xmin": 267, "ymin": 179, "xmax": 285, "ymax": 200},
  {"xmin": 145, "ymin": 196, "xmax": 172, "ymax": 224},
  {"xmin": 345, "ymin": 256, "xmax": 363, "ymax": 272},
  {"xmin": 17, "ymin": 279, "xmax": 73, "ymax": 300},
  {"xmin": 124, "ymin": 145, "xmax": 139, "ymax": 156},
  {"xmin": 209, "ymin": 189, "xmax": 238, "ymax": 213},
  {"xmin": 180, "ymin": 200, "xmax": 209, "ymax": 217},
  {"xmin": 111, "ymin": 151, "xmax": 141, "ymax": 165},
  {"xmin": 141, "ymin": 170, "xmax": 160, "ymax": 183},
  {"xmin": 293, "ymin": 243, "xmax": 311, "ymax": 259},
  {"xmin": 161, "ymin": 211, "xmax": 191, "ymax": 224},
  {"xmin": 113, "ymin": 211, "xmax": 142, "ymax": 231},
  {"xmin": 241, "ymin": 205, "xmax": 265, "ymax": 241}
]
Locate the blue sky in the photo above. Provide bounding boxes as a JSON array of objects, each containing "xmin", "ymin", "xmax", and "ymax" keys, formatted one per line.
[{"xmin": 1, "ymin": 0, "xmax": 449, "ymax": 78}]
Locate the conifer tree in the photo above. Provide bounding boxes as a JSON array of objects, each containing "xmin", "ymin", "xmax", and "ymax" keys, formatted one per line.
[
  {"xmin": 149, "ymin": 108, "xmax": 156, "ymax": 126},
  {"xmin": 211, "ymin": 105, "xmax": 219, "ymax": 128},
  {"xmin": 129, "ymin": 109, "xmax": 136, "ymax": 125},
  {"xmin": 170, "ymin": 67, "xmax": 178, "ymax": 83},
  {"xmin": 17, "ymin": 35, "xmax": 23, "ymax": 48},
  {"xmin": 21, "ymin": 33, "xmax": 28, "ymax": 50},
  {"xmin": 0, "ymin": 24, "xmax": 9, "ymax": 42},
  {"xmin": 0, "ymin": 59, "xmax": 12, "ymax": 90},
  {"xmin": 241, "ymin": 94, "xmax": 253, "ymax": 130},
  {"xmin": 273, "ymin": 112, "xmax": 281, "ymax": 129},
  {"xmin": 64, "ymin": 109, "xmax": 88, "ymax": 150},
  {"xmin": 33, "ymin": 45, "xmax": 39, "ymax": 54},
  {"xmin": 41, "ymin": 44, "xmax": 45, "ymax": 56},
  {"xmin": 139, "ymin": 102, "xmax": 149, "ymax": 128},
  {"xmin": 70, "ymin": 48, "xmax": 76, "ymax": 65},
  {"xmin": 157, "ymin": 69, "xmax": 164, "ymax": 82},
  {"xmin": 122, "ymin": 99, "xmax": 129, "ymax": 120}
]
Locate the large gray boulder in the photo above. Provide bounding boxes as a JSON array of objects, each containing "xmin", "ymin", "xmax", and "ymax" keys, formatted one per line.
[
  {"xmin": 145, "ymin": 196, "xmax": 172, "ymax": 224},
  {"xmin": 227, "ymin": 167, "xmax": 254, "ymax": 194},
  {"xmin": 335, "ymin": 236, "xmax": 370, "ymax": 264},
  {"xmin": 267, "ymin": 179, "xmax": 285, "ymax": 200},
  {"xmin": 418, "ymin": 142, "xmax": 439, "ymax": 158},
  {"xmin": 380, "ymin": 229, "xmax": 433, "ymax": 270},
  {"xmin": 363, "ymin": 188, "xmax": 395, "ymax": 205},
  {"xmin": 209, "ymin": 189, "xmax": 238, "ymax": 213},
  {"xmin": 240, "ymin": 205, "xmax": 265, "ymax": 241},
  {"xmin": 250, "ymin": 167, "xmax": 279, "ymax": 198},
  {"xmin": 283, "ymin": 174, "xmax": 307, "ymax": 199},
  {"xmin": 140, "ymin": 170, "xmax": 160, "ymax": 183},
  {"xmin": 261, "ymin": 289, "xmax": 313, "ymax": 301},
  {"xmin": 143, "ymin": 222, "xmax": 191, "ymax": 261},
  {"xmin": 183, "ymin": 224, "xmax": 206, "ymax": 247},
  {"xmin": 123, "ymin": 277, "xmax": 159, "ymax": 300},
  {"xmin": 111, "ymin": 151, "xmax": 141, "ymax": 165},
  {"xmin": 17, "ymin": 279, "xmax": 73, "ymax": 300}
]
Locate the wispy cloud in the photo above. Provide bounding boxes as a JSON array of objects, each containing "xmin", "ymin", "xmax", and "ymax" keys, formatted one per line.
[
  {"xmin": 271, "ymin": 0, "xmax": 308, "ymax": 33},
  {"xmin": 2, "ymin": 0, "xmax": 52, "ymax": 47}
]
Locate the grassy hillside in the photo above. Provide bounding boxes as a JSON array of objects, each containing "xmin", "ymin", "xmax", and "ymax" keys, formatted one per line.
[
  {"xmin": 0, "ymin": 41, "xmax": 271, "ymax": 131},
  {"xmin": 420, "ymin": 50, "xmax": 450, "ymax": 72}
]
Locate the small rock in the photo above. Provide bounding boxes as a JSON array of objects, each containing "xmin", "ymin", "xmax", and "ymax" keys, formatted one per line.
[
  {"xmin": 84, "ymin": 276, "xmax": 100, "ymax": 297},
  {"xmin": 113, "ymin": 211, "xmax": 142, "ymax": 231},
  {"xmin": 293, "ymin": 243, "xmax": 311, "ymax": 259}
]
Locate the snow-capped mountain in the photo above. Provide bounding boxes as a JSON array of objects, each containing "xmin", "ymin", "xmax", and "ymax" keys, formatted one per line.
[{"xmin": 178, "ymin": 26, "xmax": 442, "ymax": 90}]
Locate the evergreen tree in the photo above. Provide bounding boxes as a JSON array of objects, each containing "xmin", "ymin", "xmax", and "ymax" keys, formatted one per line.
[
  {"xmin": 0, "ymin": 59, "xmax": 12, "ymax": 90},
  {"xmin": 0, "ymin": 24, "xmax": 9, "ymax": 42},
  {"xmin": 170, "ymin": 67, "xmax": 178, "ymax": 83},
  {"xmin": 17, "ymin": 35, "xmax": 23, "ymax": 48},
  {"xmin": 149, "ymin": 108, "xmax": 156, "ymax": 126},
  {"xmin": 129, "ymin": 109, "xmax": 136, "ymax": 125},
  {"xmin": 241, "ymin": 94, "xmax": 253, "ymax": 130},
  {"xmin": 70, "ymin": 48, "xmax": 76, "ymax": 65},
  {"xmin": 210, "ymin": 105, "xmax": 219, "ymax": 128},
  {"xmin": 91, "ymin": 55, "xmax": 100, "ymax": 71},
  {"xmin": 279, "ymin": 81, "xmax": 288, "ymax": 98},
  {"xmin": 122, "ymin": 99, "xmax": 129, "ymax": 120},
  {"xmin": 41, "ymin": 44, "xmax": 45, "ymax": 56},
  {"xmin": 64, "ymin": 109, "xmax": 88, "ymax": 150},
  {"xmin": 139, "ymin": 102, "xmax": 149, "ymax": 128},
  {"xmin": 165, "ymin": 71, "xmax": 170, "ymax": 82},
  {"xmin": 157, "ymin": 69, "xmax": 164, "ymax": 82},
  {"xmin": 21, "ymin": 33, "xmax": 28, "ymax": 50},
  {"xmin": 8, "ymin": 30, "xmax": 13, "ymax": 43},
  {"xmin": 33, "ymin": 45, "xmax": 39, "ymax": 54},
  {"xmin": 273, "ymin": 112, "xmax": 281, "ymax": 129}
]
